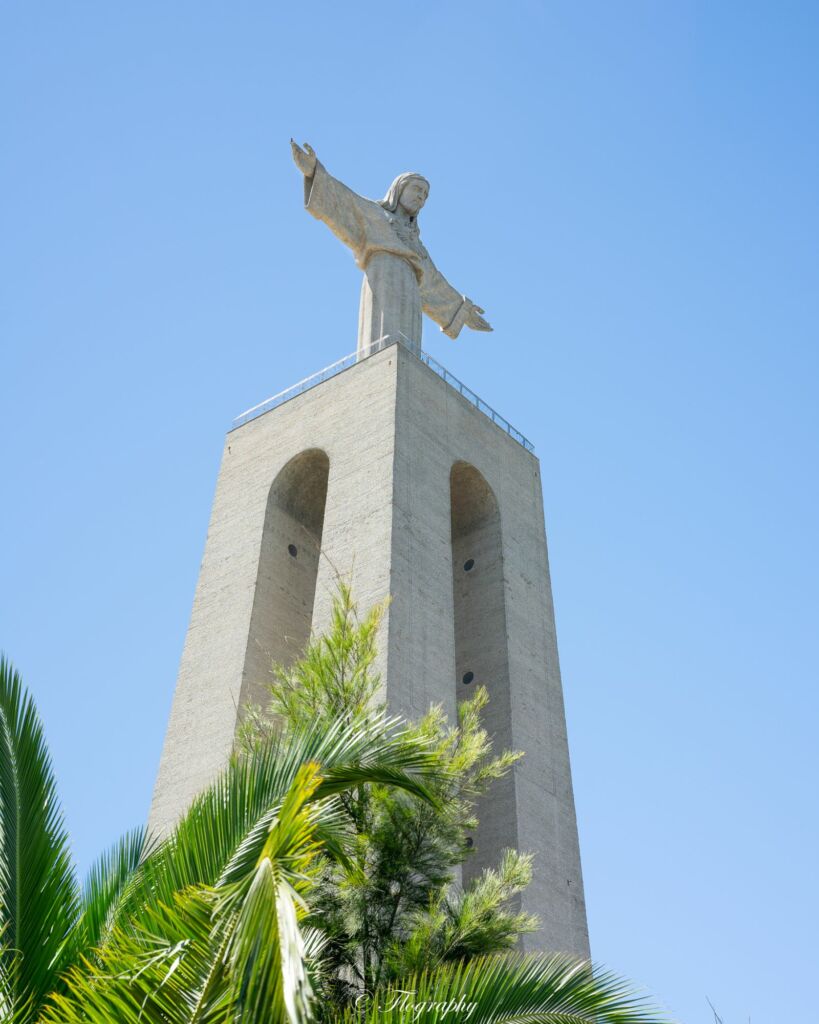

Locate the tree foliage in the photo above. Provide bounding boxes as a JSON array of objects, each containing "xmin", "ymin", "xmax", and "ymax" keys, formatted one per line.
[
  {"xmin": 243, "ymin": 584, "xmax": 538, "ymax": 1014},
  {"xmin": 0, "ymin": 589, "xmax": 669, "ymax": 1024},
  {"xmin": 0, "ymin": 655, "xmax": 80, "ymax": 1022}
]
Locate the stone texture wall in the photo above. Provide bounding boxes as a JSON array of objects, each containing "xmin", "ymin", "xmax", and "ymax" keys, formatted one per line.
[
  {"xmin": 387, "ymin": 346, "xmax": 589, "ymax": 957},
  {"xmin": 148, "ymin": 351, "xmax": 400, "ymax": 839},
  {"xmin": 148, "ymin": 344, "xmax": 589, "ymax": 958}
]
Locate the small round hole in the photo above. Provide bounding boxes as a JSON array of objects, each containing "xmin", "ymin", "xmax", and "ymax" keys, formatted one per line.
[
  {"xmin": 288, "ymin": 544, "xmax": 298, "ymax": 557},
  {"xmin": 462, "ymin": 671, "xmax": 474, "ymax": 685},
  {"xmin": 465, "ymin": 837, "xmax": 474, "ymax": 848},
  {"xmin": 463, "ymin": 559, "xmax": 475, "ymax": 572}
]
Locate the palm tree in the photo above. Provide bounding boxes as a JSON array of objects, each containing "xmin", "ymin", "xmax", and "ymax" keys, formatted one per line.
[
  {"xmin": 48, "ymin": 710, "xmax": 446, "ymax": 1024},
  {"xmin": 0, "ymin": 654, "xmax": 447, "ymax": 1023}
]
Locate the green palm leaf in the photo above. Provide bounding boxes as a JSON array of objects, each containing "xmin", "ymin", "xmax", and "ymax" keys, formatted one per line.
[
  {"xmin": 0, "ymin": 655, "xmax": 79, "ymax": 1017},
  {"xmin": 347, "ymin": 953, "xmax": 668, "ymax": 1024},
  {"xmin": 0, "ymin": 929, "xmax": 27, "ymax": 1024},
  {"xmin": 215, "ymin": 762, "xmax": 325, "ymax": 1024},
  {"xmin": 42, "ymin": 891, "xmax": 232, "ymax": 1024},
  {"xmin": 41, "ymin": 764, "xmax": 335, "ymax": 1024},
  {"xmin": 115, "ymin": 713, "xmax": 444, "ymax": 931},
  {"xmin": 73, "ymin": 826, "xmax": 147, "ymax": 954},
  {"xmin": 43, "ymin": 714, "xmax": 448, "ymax": 1024}
]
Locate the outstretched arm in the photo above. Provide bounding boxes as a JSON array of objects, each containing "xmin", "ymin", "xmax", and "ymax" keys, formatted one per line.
[
  {"xmin": 421, "ymin": 262, "xmax": 493, "ymax": 339},
  {"xmin": 290, "ymin": 139, "xmax": 368, "ymax": 258}
]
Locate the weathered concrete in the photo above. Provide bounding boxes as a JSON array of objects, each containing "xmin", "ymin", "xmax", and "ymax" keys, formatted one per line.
[{"xmin": 148, "ymin": 344, "xmax": 589, "ymax": 958}]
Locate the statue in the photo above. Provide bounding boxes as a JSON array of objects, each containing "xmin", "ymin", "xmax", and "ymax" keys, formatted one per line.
[{"xmin": 291, "ymin": 141, "xmax": 492, "ymax": 357}]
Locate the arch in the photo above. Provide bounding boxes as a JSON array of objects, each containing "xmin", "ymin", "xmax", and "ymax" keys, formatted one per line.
[
  {"xmin": 450, "ymin": 461, "xmax": 515, "ymax": 881},
  {"xmin": 240, "ymin": 449, "xmax": 330, "ymax": 710}
]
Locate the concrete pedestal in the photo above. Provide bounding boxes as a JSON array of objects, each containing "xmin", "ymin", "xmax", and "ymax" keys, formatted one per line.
[{"xmin": 148, "ymin": 344, "xmax": 589, "ymax": 958}]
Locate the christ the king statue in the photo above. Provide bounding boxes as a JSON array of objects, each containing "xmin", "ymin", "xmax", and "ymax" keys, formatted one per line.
[{"xmin": 291, "ymin": 140, "xmax": 492, "ymax": 357}]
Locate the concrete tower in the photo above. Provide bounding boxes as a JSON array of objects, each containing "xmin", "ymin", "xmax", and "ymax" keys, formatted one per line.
[{"xmin": 148, "ymin": 341, "xmax": 589, "ymax": 958}]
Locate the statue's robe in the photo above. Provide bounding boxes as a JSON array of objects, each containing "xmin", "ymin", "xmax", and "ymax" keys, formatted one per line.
[{"xmin": 304, "ymin": 162, "xmax": 472, "ymax": 356}]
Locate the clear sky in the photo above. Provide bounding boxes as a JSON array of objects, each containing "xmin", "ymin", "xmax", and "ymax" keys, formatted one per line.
[{"xmin": 2, "ymin": 3, "xmax": 817, "ymax": 1021}]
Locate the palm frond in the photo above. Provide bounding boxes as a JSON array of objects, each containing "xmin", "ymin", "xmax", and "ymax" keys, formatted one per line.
[
  {"xmin": 0, "ymin": 655, "xmax": 79, "ymax": 1015},
  {"xmin": 215, "ymin": 762, "xmax": 324, "ymax": 1024},
  {"xmin": 0, "ymin": 933, "xmax": 29, "ymax": 1024},
  {"xmin": 72, "ymin": 826, "xmax": 147, "ymax": 953},
  {"xmin": 347, "ymin": 953, "xmax": 668, "ymax": 1024},
  {"xmin": 117, "ymin": 713, "xmax": 445, "ymax": 931},
  {"xmin": 42, "ymin": 766, "xmax": 333, "ymax": 1024},
  {"xmin": 41, "ymin": 890, "xmax": 231, "ymax": 1024}
]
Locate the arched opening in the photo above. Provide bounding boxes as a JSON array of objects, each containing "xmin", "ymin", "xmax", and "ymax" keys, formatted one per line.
[
  {"xmin": 450, "ymin": 461, "xmax": 515, "ymax": 883},
  {"xmin": 241, "ymin": 449, "xmax": 330, "ymax": 710}
]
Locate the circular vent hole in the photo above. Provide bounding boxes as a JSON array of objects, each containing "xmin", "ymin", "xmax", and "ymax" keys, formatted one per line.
[
  {"xmin": 288, "ymin": 544, "xmax": 298, "ymax": 558},
  {"xmin": 462, "ymin": 671, "xmax": 474, "ymax": 685},
  {"xmin": 463, "ymin": 559, "xmax": 475, "ymax": 572}
]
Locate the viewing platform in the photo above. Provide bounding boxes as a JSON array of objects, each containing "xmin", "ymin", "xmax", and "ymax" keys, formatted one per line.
[{"xmin": 231, "ymin": 337, "xmax": 535, "ymax": 452}]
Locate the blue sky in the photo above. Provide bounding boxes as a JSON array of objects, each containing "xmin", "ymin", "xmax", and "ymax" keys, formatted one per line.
[{"xmin": 2, "ymin": 2, "xmax": 817, "ymax": 1021}]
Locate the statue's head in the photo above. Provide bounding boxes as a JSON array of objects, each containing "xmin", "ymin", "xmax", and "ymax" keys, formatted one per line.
[{"xmin": 379, "ymin": 173, "xmax": 430, "ymax": 218}]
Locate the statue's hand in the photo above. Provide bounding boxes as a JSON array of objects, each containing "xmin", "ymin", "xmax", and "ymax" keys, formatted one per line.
[
  {"xmin": 290, "ymin": 139, "xmax": 317, "ymax": 177},
  {"xmin": 466, "ymin": 302, "xmax": 493, "ymax": 332}
]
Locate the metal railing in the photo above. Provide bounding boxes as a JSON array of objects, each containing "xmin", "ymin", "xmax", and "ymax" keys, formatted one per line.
[
  {"xmin": 416, "ymin": 350, "xmax": 534, "ymax": 451},
  {"xmin": 231, "ymin": 350, "xmax": 361, "ymax": 430},
  {"xmin": 231, "ymin": 338, "xmax": 534, "ymax": 452}
]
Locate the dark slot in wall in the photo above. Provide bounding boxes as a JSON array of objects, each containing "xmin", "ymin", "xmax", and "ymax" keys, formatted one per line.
[
  {"xmin": 450, "ymin": 461, "xmax": 517, "ymax": 884},
  {"xmin": 241, "ymin": 449, "xmax": 330, "ymax": 711}
]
